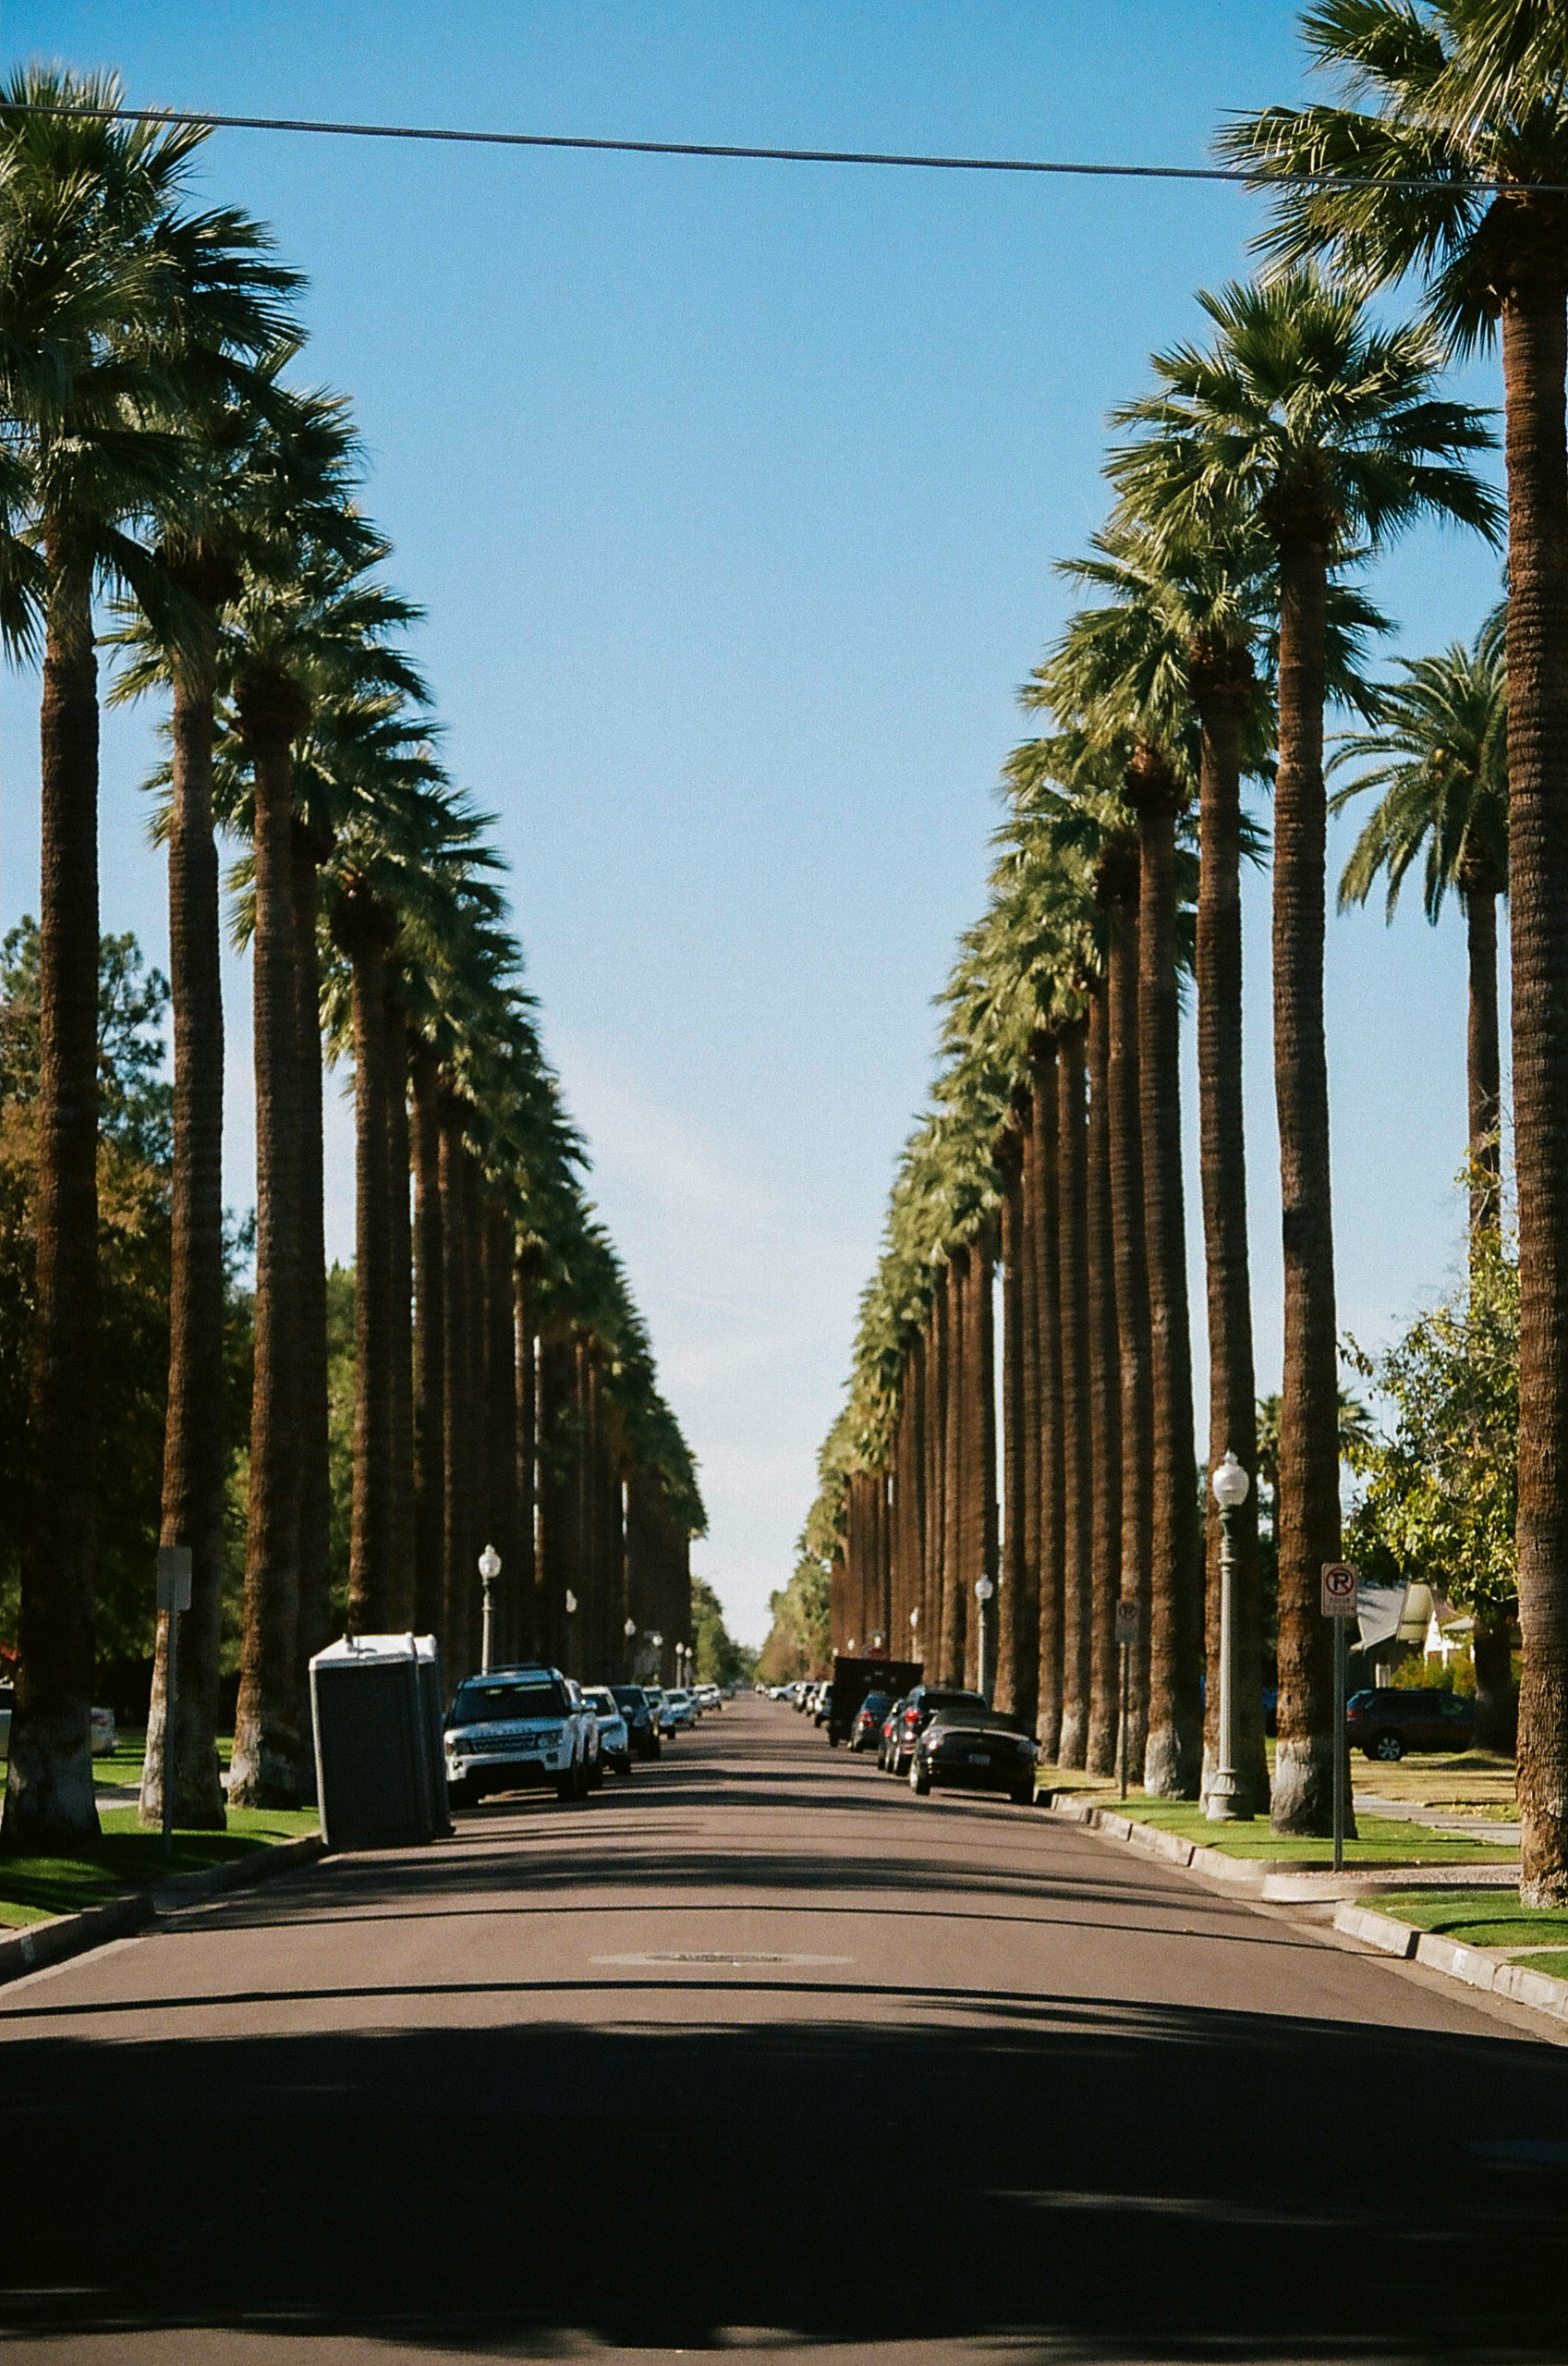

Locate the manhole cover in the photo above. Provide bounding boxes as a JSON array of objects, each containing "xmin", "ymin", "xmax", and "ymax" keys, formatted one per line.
[{"xmin": 591, "ymin": 1951, "xmax": 853, "ymax": 1967}]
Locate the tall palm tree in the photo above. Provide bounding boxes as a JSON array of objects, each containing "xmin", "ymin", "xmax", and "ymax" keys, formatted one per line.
[
  {"xmin": 1055, "ymin": 1013, "xmax": 1094, "ymax": 1769},
  {"xmin": 0, "ymin": 69, "xmax": 283, "ymax": 1851},
  {"xmin": 1219, "ymin": 0, "xmax": 1565, "ymax": 1895},
  {"xmin": 1333, "ymin": 622, "xmax": 1509, "ymax": 1237},
  {"xmin": 1112, "ymin": 273, "xmax": 1499, "ymax": 1832}
]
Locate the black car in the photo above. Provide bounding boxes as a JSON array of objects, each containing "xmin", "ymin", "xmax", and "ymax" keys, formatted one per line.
[
  {"xmin": 1345, "ymin": 1687, "xmax": 1477, "ymax": 1762},
  {"xmin": 884, "ymin": 1685, "xmax": 992, "ymax": 1777},
  {"xmin": 848, "ymin": 1689, "xmax": 895, "ymax": 1751},
  {"xmin": 611, "ymin": 1684, "xmax": 662, "ymax": 1761},
  {"xmin": 910, "ymin": 1705, "xmax": 1039, "ymax": 1806}
]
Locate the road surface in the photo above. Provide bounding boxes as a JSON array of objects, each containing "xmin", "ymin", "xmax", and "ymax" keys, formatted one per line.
[{"xmin": 5, "ymin": 1694, "xmax": 1568, "ymax": 2362}]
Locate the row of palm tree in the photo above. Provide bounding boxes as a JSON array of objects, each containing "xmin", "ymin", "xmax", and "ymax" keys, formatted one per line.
[
  {"xmin": 813, "ymin": 3, "xmax": 1568, "ymax": 1902},
  {"xmin": 1, "ymin": 68, "xmax": 700, "ymax": 1850}
]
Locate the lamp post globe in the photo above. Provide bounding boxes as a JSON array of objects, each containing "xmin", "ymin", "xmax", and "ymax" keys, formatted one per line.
[
  {"xmin": 974, "ymin": 1571, "xmax": 997, "ymax": 1701},
  {"xmin": 477, "ymin": 1543, "xmax": 502, "ymax": 1671},
  {"xmin": 1207, "ymin": 1450, "xmax": 1253, "ymax": 1822}
]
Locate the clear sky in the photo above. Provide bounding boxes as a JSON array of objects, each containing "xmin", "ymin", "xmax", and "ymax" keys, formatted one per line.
[{"xmin": 1, "ymin": 4, "xmax": 1507, "ymax": 1648}]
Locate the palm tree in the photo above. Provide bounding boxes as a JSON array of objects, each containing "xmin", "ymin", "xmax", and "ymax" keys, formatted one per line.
[
  {"xmin": 1112, "ymin": 273, "xmax": 1499, "ymax": 1832},
  {"xmin": 1054, "ymin": 1013, "xmax": 1094, "ymax": 1768},
  {"xmin": 1084, "ymin": 967, "xmax": 1123, "ymax": 1774},
  {"xmin": 1333, "ymin": 622, "xmax": 1509, "ymax": 1238},
  {"xmin": 1219, "ymin": 0, "xmax": 1566, "ymax": 1895},
  {"xmin": 0, "ymin": 70, "xmax": 292, "ymax": 1850}
]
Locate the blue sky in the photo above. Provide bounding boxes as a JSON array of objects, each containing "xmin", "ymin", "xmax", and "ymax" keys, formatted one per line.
[{"xmin": 1, "ymin": 4, "xmax": 1507, "ymax": 1646}]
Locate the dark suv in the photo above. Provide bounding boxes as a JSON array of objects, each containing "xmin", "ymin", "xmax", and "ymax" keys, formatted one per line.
[
  {"xmin": 1345, "ymin": 1687, "xmax": 1477, "ymax": 1762},
  {"xmin": 611, "ymin": 1685, "xmax": 662, "ymax": 1761},
  {"xmin": 883, "ymin": 1686, "xmax": 991, "ymax": 1778}
]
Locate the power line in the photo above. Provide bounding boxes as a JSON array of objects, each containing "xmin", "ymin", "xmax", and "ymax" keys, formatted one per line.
[{"xmin": 3, "ymin": 100, "xmax": 1562, "ymax": 196}]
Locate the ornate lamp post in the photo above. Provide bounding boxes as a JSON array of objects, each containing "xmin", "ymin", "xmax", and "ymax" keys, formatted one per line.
[
  {"xmin": 624, "ymin": 1614, "xmax": 637, "ymax": 1677},
  {"xmin": 478, "ymin": 1543, "xmax": 501, "ymax": 1673},
  {"xmin": 974, "ymin": 1572, "xmax": 996, "ymax": 1701},
  {"xmin": 1206, "ymin": 1450, "xmax": 1253, "ymax": 1822}
]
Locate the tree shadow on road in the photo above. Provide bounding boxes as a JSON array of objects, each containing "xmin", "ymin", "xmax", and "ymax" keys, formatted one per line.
[{"xmin": 6, "ymin": 1998, "xmax": 1567, "ymax": 2358}]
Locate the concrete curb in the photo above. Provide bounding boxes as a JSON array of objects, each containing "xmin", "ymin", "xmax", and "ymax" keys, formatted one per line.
[
  {"xmin": 1329, "ymin": 1899, "xmax": 1568, "ymax": 2024},
  {"xmin": 1039, "ymin": 1792, "xmax": 1517, "ymax": 1902},
  {"xmin": 0, "ymin": 1829, "xmax": 324, "ymax": 1989}
]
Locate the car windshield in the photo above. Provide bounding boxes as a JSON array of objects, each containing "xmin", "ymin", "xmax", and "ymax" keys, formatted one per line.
[
  {"xmin": 585, "ymin": 1692, "xmax": 617, "ymax": 1714},
  {"xmin": 451, "ymin": 1679, "xmax": 566, "ymax": 1724},
  {"xmin": 858, "ymin": 1693, "xmax": 893, "ymax": 1715},
  {"xmin": 667, "ymin": 1690, "xmax": 690, "ymax": 1704},
  {"xmin": 611, "ymin": 1688, "xmax": 645, "ymax": 1710},
  {"xmin": 923, "ymin": 1692, "xmax": 989, "ymax": 1718}
]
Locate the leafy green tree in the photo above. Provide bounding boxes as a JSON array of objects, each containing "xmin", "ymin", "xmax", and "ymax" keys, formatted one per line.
[
  {"xmin": 1343, "ymin": 1223, "xmax": 1519, "ymax": 1750},
  {"xmin": 690, "ymin": 1576, "xmax": 755, "ymax": 1689},
  {"xmin": 760, "ymin": 1548, "xmax": 833, "ymax": 1682}
]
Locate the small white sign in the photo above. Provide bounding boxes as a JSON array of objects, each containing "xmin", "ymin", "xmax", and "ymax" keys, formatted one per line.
[
  {"xmin": 1320, "ymin": 1561, "xmax": 1359, "ymax": 1617},
  {"xmin": 1114, "ymin": 1598, "xmax": 1139, "ymax": 1646},
  {"xmin": 155, "ymin": 1546, "xmax": 192, "ymax": 1615}
]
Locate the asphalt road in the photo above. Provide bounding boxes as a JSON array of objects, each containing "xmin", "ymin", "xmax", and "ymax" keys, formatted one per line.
[{"xmin": 6, "ymin": 1695, "xmax": 1568, "ymax": 2364}]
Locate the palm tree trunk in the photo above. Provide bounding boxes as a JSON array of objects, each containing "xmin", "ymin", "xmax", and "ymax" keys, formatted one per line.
[
  {"xmin": 410, "ymin": 1043, "xmax": 444, "ymax": 1646},
  {"xmin": 996, "ymin": 1122, "xmax": 1031, "ymax": 1726},
  {"xmin": 228, "ymin": 693, "xmax": 306, "ymax": 1809},
  {"xmin": 1032, "ymin": 1043, "xmax": 1065, "ymax": 1757},
  {"xmin": 1503, "ymin": 281, "xmax": 1568, "ymax": 1902},
  {"xmin": 438, "ymin": 1091, "xmax": 474, "ymax": 1678},
  {"xmin": 514, "ymin": 1251, "xmax": 538, "ymax": 1661},
  {"xmin": 1056, "ymin": 1017, "xmax": 1093, "ymax": 1770},
  {"xmin": 140, "ymin": 652, "xmax": 226, "ymax": 1833},
  {"xmin": 2, "ymin": 568, "xmax": 102, "ymax": 1855},
  {"xmin": 940, "ymin": 1251, "xmax": 967, "ymax": 1686},
  {"xmin": 481, "ymin": 1198, "xmax": 518, "ymax": 1660},
  {"xmin": 1105, "ymin": 851, "xmax": 1154, "ymax": 1771},
  {"xmin": 1018, "ymin": 1109, "xmax": 1045, "ymax": 1736},
  {"xmin": 1465, "ymin": 883, "xmax": 1502, "ymax": 1240},
  {"xmin": 923, "ymin": 1302, "xmax": 944, "ymax": 1665},
  {"xmin": 347, "ymin": 925, "xmax": 394, "ymax": 1634},
  {"xmin": 291, "ymin": 830, "xmax": 334, "ymax": 1751},
  {"xmin": 962, "ymin": 1227, "xmax": 997, "ymax": 1694},
  {"xmin": 1194, "ymin": 665, "xmax": 1264, "ymax": 1810},
  {"xmin": 383, "ymin": 993, "xmax": 416, "ymax": 1630},
  {"xmin": 1085, "ymin": 973, "xmax": 1122, "ymax": 1776},
  {"xmin": 536, "ymin": 1328, "xmax": 575, "ymax": 1668},
  {"xmin": 1129, "ymin": 757, "xmax": 1202, "ymax": 1799},
  {"xmin": 1270, "ymin": 535, "xmax": 1344, "ymax": 1838}
]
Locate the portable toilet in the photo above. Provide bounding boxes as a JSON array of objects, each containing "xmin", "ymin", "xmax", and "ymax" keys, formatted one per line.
[{"xmin": 309, "ymin": 1632, "xmax": 452, "ymax": 1850}]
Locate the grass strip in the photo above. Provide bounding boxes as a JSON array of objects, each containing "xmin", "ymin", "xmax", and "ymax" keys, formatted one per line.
[
  {"xmin": 1352, "ymin": 1886, "xmax": 1568, "ymax": 1949},
  {"xmin": 1102, "ymin": 1797, "xmax": 1514, "ymax": 1863},
  {"xmin": 1, "ymin": 1803, "xmax": 319, "ymax": 1928}
]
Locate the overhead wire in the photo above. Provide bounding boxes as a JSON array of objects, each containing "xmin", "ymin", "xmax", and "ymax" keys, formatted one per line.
[{"xmin": 2, "ymin": 99, "xmax": 1565, "ymax": 195}]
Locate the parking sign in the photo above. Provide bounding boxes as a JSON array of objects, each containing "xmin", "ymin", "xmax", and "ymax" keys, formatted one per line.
[{"xmin": 1320, "ymin": 1561, "xmax": 1358, "ymax": 1618}]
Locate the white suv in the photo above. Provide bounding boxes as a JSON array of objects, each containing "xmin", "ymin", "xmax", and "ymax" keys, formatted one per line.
[{"xmin": 444, "ymin": 1666, "xmax": 599, "ymax": 1806}]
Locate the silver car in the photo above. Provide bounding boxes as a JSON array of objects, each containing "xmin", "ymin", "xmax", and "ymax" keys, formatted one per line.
[
  {"xmin": 583, "ymin": 1686, "xmax": 632, "ymax": 1776},
  {"xmin": 444, "ymin": 1665, "xmax": 599, "ymax": 1805}
]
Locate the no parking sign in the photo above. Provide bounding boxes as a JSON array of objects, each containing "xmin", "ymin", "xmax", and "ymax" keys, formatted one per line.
[{"xmin": 1320, "ymin": 1561, "xmax": 1358, "ymax": 1617}]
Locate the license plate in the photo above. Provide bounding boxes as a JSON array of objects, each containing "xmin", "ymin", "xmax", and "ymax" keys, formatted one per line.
[{"xmin": 966, "ymin": 1751, "xmax": 991, "ymax": 1765}]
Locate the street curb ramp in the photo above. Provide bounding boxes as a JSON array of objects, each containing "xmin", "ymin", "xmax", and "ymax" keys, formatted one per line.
[{"xmin": 0, "ymin": 1831, "xmax": 324, "ymax": 1988}]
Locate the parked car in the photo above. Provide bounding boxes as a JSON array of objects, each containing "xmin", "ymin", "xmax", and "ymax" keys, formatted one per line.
[
  {"xmin": 663, "ymin": 1688, "xmax": 698, "ymax": 1731},
  {"xmin": 583, "ymin": 1687, "xmax": 633, "ymax": 1775},
  {"xmin": 612, "ymin": 1684, "xmax": 662, "ymax": 1760},
  {"xmin": 444, "ymin": 1665, "xmax": 599, "ymax": 1805},
  {"xmin": 877, "ymin": 1698, "xmax": 908, "ymax": 1770},
  {"xmin": 695, "ymin": 1682, "xmax": 723, "ymax": 1712},
  {"xmin": 848, "ymin": 1689, "xmax": 895, "ymax": 1752},
  {"xmin": 909, "ymin": 1704, "xmax": 1039, "ymax": 1805},
  {"xmin": 884, "ymin": 1685, "xmax": 991, "ymax": 1777},
  {"xmin": 1346, "ymin": 1687, "xmax": 1477, "ymax": 1762},
  {"xmin": 91, "ymin": 1706, "xmax": 117, "ymax": 1757}
]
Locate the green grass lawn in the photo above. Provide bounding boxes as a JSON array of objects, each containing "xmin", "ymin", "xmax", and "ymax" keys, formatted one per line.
[
  {"xmin": 1355, "ymin": 1886, "xmax": 1568, "ymax": 1950},
  {"xmin": 0, "ymin": 1803, "xmax": 319, "ymax": 1928},
  {"xmin": 1094, "ymin": 1796, "xmax": 1516, "ymax": 1864}
]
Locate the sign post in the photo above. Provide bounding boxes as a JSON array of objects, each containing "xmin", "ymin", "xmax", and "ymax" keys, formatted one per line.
[
  {"xmin": 1320, "ymin": 1562, "xmax": 1358, "ymax": 1873},
  {"xmin": 1114, "ymin": 1598, "xmax": 1138, "ymax": 1800},
  {"xmin": 155, "ymin": 1547, "xmax": 193, "ymax": 1862}
]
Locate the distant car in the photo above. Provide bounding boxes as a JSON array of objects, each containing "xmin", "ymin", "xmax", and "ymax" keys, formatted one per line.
[
  {"xmin": 877, "ymin": 1698, "xmax": 907, "ymax": 1770},
  {"xmin": 1346, "ymin": 1687, "xmax": 1477, "ymax": 1762},
  {"xmin": 848, "ymin": 1690, "xmax": 894, "ymax": 1752},
  {"xmin": 885, "ymin": 1685, "xmax": 991, "ymax": 1777},
  {"xmin": 663, "ymin": 1688, "xmax": 698, "ymax": 1731},
  {"xmin": 583, "ymin": 1687, "xmax": 633, "ymax": 1776},
  {"xmin": 910, "ymin": 1705, "xmax": 1039, "ymax": 1806},
  {"xmin": 695, "ymin": 1683, "xmax": 722, "ymax": 1712},
  {"xmin": 612, "ymin": 1684, "xmax": 662, "ymax": 1761},
  {"xmin": 0, "ymin": 1682, "xmax": 13, "ymax": 1756},
  {"xmin": 444, "ymin": 1665, "xmax": 598, "ymax": 1805},
  {"xmin": 91, "ymin": 1706, "xmax": 116, "ymax": 1757}
]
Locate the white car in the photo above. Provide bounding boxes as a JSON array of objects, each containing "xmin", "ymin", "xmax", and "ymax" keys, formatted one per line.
[
  {"xmin": 583, "ymin": 1686, "xmax": 632, "ymax": 1775},
  {"xmin": 662, "ymin": 1688, "xmax": 698, "ymax": 1731},
  {"xmin": 444, "ymin": 1665, "xmax": 599, "ymax": 1806},
  {"xmin": 695, "ymin": 1683, "xmax": 722, "ymax": 1712}
]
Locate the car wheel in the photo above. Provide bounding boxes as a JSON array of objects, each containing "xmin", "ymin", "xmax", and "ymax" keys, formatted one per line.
[
  {"xmin": 1010, "ymin": 1778, "xmax": 1037, "ymax": 1807},
  {"xmin": 588, "ymin": 1754, "xmax": 605, "ymax": 1789},
  {"xmin": 448, "ymin": 1776, "xmax": 476, "ymax": 1810},
  {"xmin": 614, "ymin": 1752, "xmax": 631, "ymax": 1776},
  {"xmin": 827, "ymin": 1732, "xmax": 839, "ymax": 1748},
  {"xmin": 1372, "ymin": 1732, "xmax": 1404, "ymax": 1762},
  {"xmin": 911, "ymin": 1764, "xmax": 931, "ymax": 1798},
  {"xmin": 553, "ymin": 1771, "xmax": 577, "ymax": 1801}
]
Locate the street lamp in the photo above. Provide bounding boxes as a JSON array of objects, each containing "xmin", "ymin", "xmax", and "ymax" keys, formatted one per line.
[
  {"xmin": 974, "ymin": 1572, "xmax": 996, "ymax": 1702},
  {"xmin": 478, "ymin": 1543, "xmax": 501, "ymax": 1672},
  {"xmin": 1207, "ymin": 1450, "xmax": 1253, "ymax": 1822},
  {"xmin": 624, "ymin": 1614, "xmax": 637, "ymax": 1677}
]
